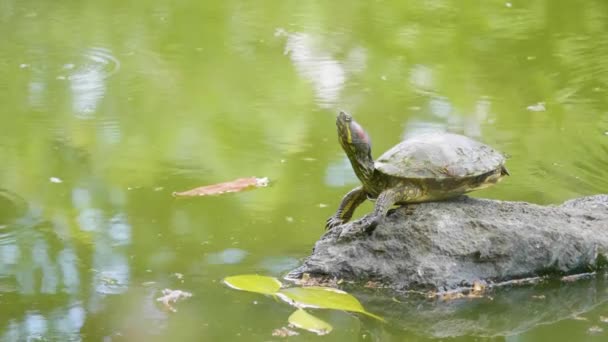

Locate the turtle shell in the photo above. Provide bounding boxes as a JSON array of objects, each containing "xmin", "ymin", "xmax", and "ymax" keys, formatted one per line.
[{"xmin": 374, "ymin": 133, "xmax": 506, "ymax": 179}]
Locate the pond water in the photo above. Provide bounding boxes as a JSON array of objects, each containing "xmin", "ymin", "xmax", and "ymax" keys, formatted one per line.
[{"xmin": 1, "ymin": 0, "xmax": 608, "ymax": 340}]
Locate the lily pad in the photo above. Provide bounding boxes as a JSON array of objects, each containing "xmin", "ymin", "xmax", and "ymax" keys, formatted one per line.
[
  {"xmin": 223, "ymin": 274, "xmax": 282, "ymax": 295},
  {"xmin": 278, "ymin": 286, "xmax": 384, "ymax": 321},
  {"xmin": 288, "ymin": 309, "xmax": 332, "ymax": 335}
]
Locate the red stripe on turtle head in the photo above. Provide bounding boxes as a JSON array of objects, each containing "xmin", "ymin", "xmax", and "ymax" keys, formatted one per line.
[{"xmin": 350, "ymin": 121, "xmax": 370, "ymax": 144}]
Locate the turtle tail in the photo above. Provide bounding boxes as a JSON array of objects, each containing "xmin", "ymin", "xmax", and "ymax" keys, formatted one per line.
[{"xmin": 500, "ymin": 166, "xmax": 510, "ymax": 176}]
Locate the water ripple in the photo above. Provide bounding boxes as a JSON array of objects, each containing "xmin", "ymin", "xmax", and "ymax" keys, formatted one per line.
[
  {"xmin": 66, "ymin": 47, "xmax": 120, "ymax": 118},
  {"xmin": 65, "ymin": 47, "xmax": 121, "ymax": 81}
]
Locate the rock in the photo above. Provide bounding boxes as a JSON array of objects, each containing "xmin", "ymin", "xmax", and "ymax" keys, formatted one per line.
[{"xmin": 288, "ymin": 195, "xmax": 608, "ymax": 291}]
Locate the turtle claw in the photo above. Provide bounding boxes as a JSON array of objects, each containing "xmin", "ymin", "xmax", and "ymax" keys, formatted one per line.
[
  {"xmin": 337, "ymin": 226, "xmax": 363, "ymax": 241},
  {"xmin": 325, "ymin": 216, "xmax": 345, "ymax": 230},
  {"xmin": 356, "ymin": 215, "xmax": 380, "ymax": 234},
  {"xmin": 337, "ymin": 216, "xmax": 379, "ymax": 241}
]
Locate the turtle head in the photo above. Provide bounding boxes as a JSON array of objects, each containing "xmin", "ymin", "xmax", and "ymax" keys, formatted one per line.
[
  {"xmin": 336, "ymin": 111, "xmax": 374, "ymax": 184},
  {"xmin": 336, "ymin": 112, "xmax": 371, "ymax": 152}
]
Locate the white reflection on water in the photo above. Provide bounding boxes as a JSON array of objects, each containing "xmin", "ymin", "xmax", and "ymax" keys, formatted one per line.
[
  {"xmin": 1, "ymin": 305, "xmax": 86, "ymax": 341},
  {"xmin": 429, "ymin": 96, "xmax": 453, "ymax": 119},
  {"xmin": 1, "ymin": 321, "xmax": 19, "ymax": 342},
  {"xmin": 108, "ymin": 214, "xmax": 131, "ymax": 246},
  {"xmin": 76, "ymin": 208, "xmax": 104, "ymax": 232},
  {"xmin": 92, "ymin": 252, "xmax": 130, "ymax": 295},
  {"xmin": 54, "ymin": 305, "xmax": 86, "ymax": 336},
  {"xmin": 206, "ymin": 248, "xmax": 248, "ymax": 265},
  {"xmin": 410, "ymin": 64, "xmax": 435, "ymax": 93},
  {"xmin": 325, "ymin": 157, "xmax": 358, "ymax": 187},
  {"xmin": 58, "ymin": 248, "xmax": 80, "ymax": 294},
  {"xmin": 23, "ymin": 47, "xmax": 119, "ymax": 116},
  {"xmin": 27, "ymin": 80, "xmax": 46, "ymax": 110},
  {"xmin": 280, "ymin": 29, "xmax": 345, "ymax": 108},
  {"xmin": 100, "ymin": 119, "xmax": 122, "ymax": 145},
  {"xmin": 0, "ymin": 243, "xmax": 20, "ymax": 265},
  {"xmin": 72, "ymin": 187, "xmax": 92, "ymax": 210},
  {"xmin": 72, "ymin": 187, "xmax": 132, "ymax": 296},
  {"xmin": 91, "ymin": 214, "xmax": 131, "ymax": 294},
  {"xmin": 325, "ymin": 156, "xmax": 359, "ymax": 187},
  {"xmin": 24, "ymin": 313, "xmax": 47, "ymax": 338},
  {"xmin": 68, "ymin": 47, "xmax": 120, "ymax": 119},
  {"xmin": 402, "ymin": 120, "xmax": 448, "ymax": 139},
  {"xmin": 12, "ymin": 237, "xmax": 59, "ymax": 295},
  {"xmin": 408, "ymin": 63, "xmax": 487, "ymax": 136},
  {"xmin": 14, "ymin": 259, "xmax": 35, "ymax": 294},
  {"xmin": 258, "ymin": 256, "xmax": 300, "ymax": 274},
  {"xmin": 70, "ymin": 66, "xmax": 105, "ymax": 118},
  {"xmin": 32, "ymin": 239, "xmax": 58, "ymax": 294},
  {"xmin": 344, "ymin": 46, "xmax": 368, "ymax": 74},
  {"xmin": 403, "ymin": 96, "xmax": 490, "ymax": 139},
  {"xmin": 0, "ymin": 215, "xmax": 82, "ymax": 297}
]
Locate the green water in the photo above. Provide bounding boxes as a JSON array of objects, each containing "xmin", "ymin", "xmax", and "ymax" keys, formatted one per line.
[{"xmin": 1, "ymin": 0, "xmax": 608, "ymax": 340}]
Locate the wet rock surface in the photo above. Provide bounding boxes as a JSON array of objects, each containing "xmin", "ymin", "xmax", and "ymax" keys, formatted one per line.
[{"xmin": 288, "ymin": 195, "xmax": 608, "ymax": 291}]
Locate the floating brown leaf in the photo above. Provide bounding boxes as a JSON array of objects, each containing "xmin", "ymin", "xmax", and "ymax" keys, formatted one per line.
[
  {"xmin": 272, "ymin": 326, "xmax": 299, "ymax": 337},
  {"xmin": 156, "ymin": 288, "xmax": 193, "ymax": 312},
  {"xmin": 173, "ymin": 177, "xmax": 269, "ymax": 197}
]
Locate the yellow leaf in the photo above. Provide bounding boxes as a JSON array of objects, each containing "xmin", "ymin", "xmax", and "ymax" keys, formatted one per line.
[
  {"xmin": 223, "ymin": 274, "xmax": 282, "ymax": 295},
  {"xmin": 278, "ymin": 286, "xmax": 384, "ymax": 321},
  {"xmin": 288, "ymin": 309, "xmax": 332, "ymax": 335}
]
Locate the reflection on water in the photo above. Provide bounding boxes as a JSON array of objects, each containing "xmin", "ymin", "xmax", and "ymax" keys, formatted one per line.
[
  {"xmin": 409, "ymin": 64, "xmax": 435, "ymax": 94},
  {"xmin": 360, "ymin": 276, "xmax": 608, "ymax": 339},
  {"xmin": 68, "ymin": 47, "xmax": 120, "ymax": 118},
  {"xmin": 0, "ymin": 210, "xmax": 88, "ymax": 340},
  {"xmin": 325, "ymin": 157, "xmax": 359, "ymax": 187},
  {"xmin": 1, "ymin": 0, "xmax": 608, "ymax": 340},
  {"xmin": 22, "ymin": 46, "xmax": 120, "ymax": 118},
  {"xmin": 0, "ymin": 184, "xmax": 132, "ymax": 339},
  {"xmin": 206, "ymin": 248, "xmax": 248, "ymax": 265},
  {"xmin": 27, "ymin": 78, "xmax": 46, "ymax": 111},
  {"xmin": 258, "ymin": 256, "xmax": 300, "ymax": 274},
  {"xmin": 2, "ymin": 305, "xmax": 86, "ymax": 341},
  {"xmin": 403, "ymin": 120, "xmax": 448, "ymax": 138},
  {"xmin": 70, "ymin": 65, "xmax": 105, "ymax": 118},
  {"xmin": 279, "ymin": 29, "xmax": 347, "ymax": 108},
  {"xmin": 57, "ymin": 248, "xmax": 80, "ymax": 294}
]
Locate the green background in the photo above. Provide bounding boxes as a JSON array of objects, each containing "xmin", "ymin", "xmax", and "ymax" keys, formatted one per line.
[{"xmin": 1, "ymin": 0, "xmax": 607, "ymax": 340}]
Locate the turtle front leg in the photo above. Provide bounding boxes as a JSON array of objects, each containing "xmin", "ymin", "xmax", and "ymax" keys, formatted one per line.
[
  {"xmin": 326, "ymin": 186, "xmax": 368, "ymax": 230},
  {"xmin": 339, "ymin": 185, "xmax": 418, "ymax": 239}
]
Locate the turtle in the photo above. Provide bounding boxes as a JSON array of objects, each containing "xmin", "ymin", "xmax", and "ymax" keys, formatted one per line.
[{"xmin": 326, "ymin": 111, "xmax": 509, "ymax": 235}]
